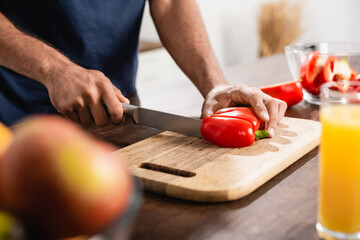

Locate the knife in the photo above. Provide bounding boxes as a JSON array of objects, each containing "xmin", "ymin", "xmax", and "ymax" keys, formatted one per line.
[{"xmin": 121, "ymin": 103, "xmax": 202, "ymax": 137}]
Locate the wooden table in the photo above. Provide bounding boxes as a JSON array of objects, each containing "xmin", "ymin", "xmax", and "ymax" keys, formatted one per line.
[{"xmin": 92, "ymin": 54, "xmax": 321, "ymax": 240}]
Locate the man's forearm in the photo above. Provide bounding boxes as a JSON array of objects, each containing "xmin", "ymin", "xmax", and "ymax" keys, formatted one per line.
[
  {"xmin": 0, "ymin": 12, "xmax": 72, "ymax": 87},
  {"xmin": 0, "ymin": 12, "xmax": 129, "ymax": 127},
  {"xmin": 149, "ymin": 0, "xmax": 228, "ymax": 98}
]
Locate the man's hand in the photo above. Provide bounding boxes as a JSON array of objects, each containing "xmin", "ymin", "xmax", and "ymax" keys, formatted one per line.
[
  {"xmin": 0, "ymin": 13, "xmax": 128, "ymax": 127},
  {"xmin": 150, "ymin": 0, "xmax": 286, "ymax": 136},
  {"xmin": 45, "ymin": 64, "xmax": 129, "ymax": 127},
  {"xmin": 201, "ymin": 84, "xmax": 287, "ymax": 137}
]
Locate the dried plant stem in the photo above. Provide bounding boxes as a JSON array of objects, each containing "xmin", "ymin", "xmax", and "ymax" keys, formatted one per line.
[{"xmin": 258, "ymin": 0, "xmax": 303, "ymax": 57}]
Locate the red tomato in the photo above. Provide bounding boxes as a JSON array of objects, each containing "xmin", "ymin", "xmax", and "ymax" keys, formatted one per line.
[{"xmin": 260, "ymin": 81, "xmax": 303, "ymax": 107}]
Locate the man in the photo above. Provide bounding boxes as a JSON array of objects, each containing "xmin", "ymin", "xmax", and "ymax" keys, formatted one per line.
[{"xmin": 0, "ymin": 0, "xmax": 286, "ymax": 137}]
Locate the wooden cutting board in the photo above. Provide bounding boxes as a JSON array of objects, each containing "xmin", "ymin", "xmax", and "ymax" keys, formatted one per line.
[{"xmin": 112, "ymin": 117, "xmax": 321, "ymax": 202}]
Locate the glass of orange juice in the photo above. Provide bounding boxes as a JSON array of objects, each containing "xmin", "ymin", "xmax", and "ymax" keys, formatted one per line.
[{"xmin": 317, "ymin": 80, "xmax": 360, "ymax": 239}]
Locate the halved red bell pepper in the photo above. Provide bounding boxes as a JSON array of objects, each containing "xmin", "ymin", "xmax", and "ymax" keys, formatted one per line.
[
  {"xmin": 200, "ymin": 107, "xmax": 268, "ymax": 148},
  {"xmin": 260, "ymin": 81, "xmax": 303, "ymax": 107},
  {"xmin": 328, "ymin": 78, "xmax": 360, "ymax": 93},
  {"xmin": 312, "ymin": 56, "xmax": 338, "ymax": 94},
  {"xmin": 299, "ymin": 52, "xmax": 359, "ymax": 95},
  {"xmin": 299, "ymin": 51, "xmax": 325, "ymax": 95},
  {"xmin": 350, "ymin": 69, "xmax": 358, "ymax": 80},
  {"xmin": 332, "ymin": 58, "xmax": 358, "ymax": 82}
]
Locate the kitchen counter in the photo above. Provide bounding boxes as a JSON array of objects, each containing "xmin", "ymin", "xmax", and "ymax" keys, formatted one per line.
[{"xmin": 92, "ymin": 53, "xmax": 321, "ymax": 240}]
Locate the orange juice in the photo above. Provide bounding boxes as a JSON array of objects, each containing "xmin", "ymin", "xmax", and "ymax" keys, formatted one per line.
[{"xmin": 319, "ymin": 104, "xmax": 360, "ymax": 234}]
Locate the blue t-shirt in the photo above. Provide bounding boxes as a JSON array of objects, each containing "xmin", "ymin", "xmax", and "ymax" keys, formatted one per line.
[{"xmin": 0, "ymin": 0, "xmax": 145, "ymax": 126}]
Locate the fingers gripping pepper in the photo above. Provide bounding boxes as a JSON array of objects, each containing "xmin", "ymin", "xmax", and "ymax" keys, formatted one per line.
[{"xmin": 200, "ymin": 107, "xmax": 269, "ymax": 148}]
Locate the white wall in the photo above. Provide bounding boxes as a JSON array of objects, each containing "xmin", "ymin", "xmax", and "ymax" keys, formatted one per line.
[
  {"xmin": 299, "ymin": 0, "xmax": 360, "ymax": 43},
  {"xmin": 139, "ymin": 0, "xmax": 360, "ymax": 67}
]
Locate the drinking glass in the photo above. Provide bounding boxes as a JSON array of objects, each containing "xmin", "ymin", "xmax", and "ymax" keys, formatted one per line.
[{"xmin": 317, "ymin": 81, "xmax": 360, "ymax": 239}]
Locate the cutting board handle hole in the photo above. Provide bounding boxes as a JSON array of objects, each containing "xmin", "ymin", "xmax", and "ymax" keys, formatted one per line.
[{"xmin": 139, "ymin": 162, "xmax": 196, "ymax": 178}]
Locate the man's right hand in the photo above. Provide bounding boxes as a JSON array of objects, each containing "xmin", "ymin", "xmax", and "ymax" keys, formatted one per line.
[
  {"xmin": 45, "ymin": 64, "xmax": 129, "ymax": 127},
  {"xmin": 0, "ymin": 12, "xmax": 129, "ymax": 127}
]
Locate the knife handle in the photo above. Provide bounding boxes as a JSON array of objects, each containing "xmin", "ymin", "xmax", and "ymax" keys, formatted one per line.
[{"xmin": 121, "ymin": 103, "xmax": 140, "ymax": 124}]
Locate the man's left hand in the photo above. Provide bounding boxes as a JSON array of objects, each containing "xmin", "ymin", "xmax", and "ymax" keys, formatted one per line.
[{"xmin": 201, "ymin": 84, "xmax": 287, "ymax": 137}]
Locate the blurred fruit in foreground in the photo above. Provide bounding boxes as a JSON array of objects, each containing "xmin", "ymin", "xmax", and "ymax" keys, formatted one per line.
[
  {"xmin": 0, "ymin": 115, "xmax": 133, "ymax": 239},
  {"xmin": 0, "ymin": 122, "xmax": 13, "ymax": 209},
  {"xmin": 0, "ymin": 122, "xmax": 13, "ymax": 162},
  {"xmin": 0, "ymin": 211, "xmax": 14, "ymax": 240}
]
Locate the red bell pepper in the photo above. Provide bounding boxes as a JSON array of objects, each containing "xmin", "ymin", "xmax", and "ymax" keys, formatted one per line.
[
  {"xmin": 299, "ymin": 51, "xmax": 325, "ymax": 95},
  {"xmin": 299, "ymin": 51, "xmax": 358, "ymax": 95},
  {"xmin": 200, "ymin": 107, "xmax": 269, "ymax": 148},
  {"xmin": 312, "ymin": 56, "xmax": 337, "ymax": 93},
  {"xmin": 328, "ymin": 79, "xmax": 360, "ymax": 93},
  {"xmin": 313, "ymin": 57, "xmax": 357, "ymax": 93},
  {"xmin": 260, "ymin": 81, "xmax": 303, "ymax": 107},
  {"xmin": 350, "ymin": 69, "xmax": 358, "ymax": 81}
]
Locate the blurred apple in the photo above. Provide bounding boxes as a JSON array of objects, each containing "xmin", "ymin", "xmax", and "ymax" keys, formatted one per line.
[
  {"xmin": 0, "ymin": 122, "xmax": 13, "ymax": 209},
  {"xmin": 0, "ymin": 121, "xmax": 13, "ymax": 162},
  {"xmin": 0, "ymin": 115, "xmax": 133, "ymax": 239},
  {"xmin": 0, "ymin": 211, "xmax": 14, "ymax": 239}
]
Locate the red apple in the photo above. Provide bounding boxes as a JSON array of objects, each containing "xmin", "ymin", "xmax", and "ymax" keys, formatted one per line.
[
  {"xmin": 0, "ymin": 122, "xmax": 13, "ymax": 208},
  {"xmin": 0, "ymin": 115, "xmax": 133, "ymax": 239},
  {"xmin": 0, "ymin": 122, "xmax": 13, "ymax": 160}
]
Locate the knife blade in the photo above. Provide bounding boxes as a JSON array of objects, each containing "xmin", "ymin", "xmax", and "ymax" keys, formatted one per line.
[{"xmin": 121, "ymin": 103, "xmax": 202, "ymax": 137}]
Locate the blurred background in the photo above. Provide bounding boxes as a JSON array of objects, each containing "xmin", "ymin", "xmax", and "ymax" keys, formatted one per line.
[{"xmin": 136, "ymin": 0, "xmax": 360, "ymax": 114}]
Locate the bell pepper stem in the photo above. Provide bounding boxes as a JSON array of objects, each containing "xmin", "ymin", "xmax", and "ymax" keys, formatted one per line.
[{"xmin": 255, "ymin": 129, "xmax": 269, "ymax": 140}]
